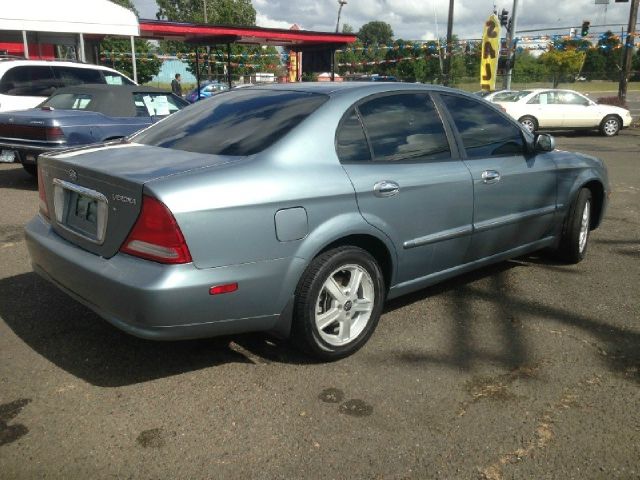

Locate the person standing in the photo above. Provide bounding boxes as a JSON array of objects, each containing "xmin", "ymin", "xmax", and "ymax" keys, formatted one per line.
[{"xmin": 171, "ymin": 73, "xmax": 182, "ymax": 97}]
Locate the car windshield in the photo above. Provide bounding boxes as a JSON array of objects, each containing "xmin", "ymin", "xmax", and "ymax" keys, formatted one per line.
[
  {"xmin": 40, "ymin": 93, "xmax": 93, "ymax": 110},
  {"xmin": 131, "ymin": 89, "xmax": 328, "ymax": 156}
]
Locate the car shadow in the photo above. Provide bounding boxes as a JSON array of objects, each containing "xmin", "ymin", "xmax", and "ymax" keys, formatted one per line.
[
  {"xmin": 0, "ymin": 272, "xmax": 312, "ymax": 388},
  {"xmin": 383, "ymin": 254, "xmax": 639, "ymax": 383},
  {"xmin": 2, "ymin": 252, "xmax": 637, "ymax": 387},
  {"xmin": 0, "ymin": 165, "xmax": 37, "ymax": 191}
]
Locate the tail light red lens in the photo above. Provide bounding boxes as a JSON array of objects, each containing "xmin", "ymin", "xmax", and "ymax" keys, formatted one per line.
[
  {"xmin": 45, "ymin": 126, "xmax": 65, "ymax": 142},
  {"xmin": 120, "ymin": 195, "xmax": 192, "ymax": 264},
  {"xmin": 37, "ymin": 165, "xmax": 49, "ymax": 219}
]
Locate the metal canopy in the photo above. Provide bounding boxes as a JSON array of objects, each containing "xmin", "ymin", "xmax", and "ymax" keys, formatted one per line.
[{"xmin": 139, "ymin": 20, "xmax": 356, "ymax": 47}]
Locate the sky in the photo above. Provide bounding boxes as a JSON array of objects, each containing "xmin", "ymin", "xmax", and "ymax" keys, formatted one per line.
[{"xmin": 132, "ymin": 0, "xmax": 633, "ymax": 41}]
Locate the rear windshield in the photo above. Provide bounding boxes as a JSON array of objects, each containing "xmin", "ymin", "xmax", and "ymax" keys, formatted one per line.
[
  {"xmin": 131, "ymin": 89, "xmax": 328, "ymax": 156},
  {"xmin": 42, "ymin": 93, "xmax": 93, "ymax": 110},
  {"xmin": 495, "ymin": 90, "xmax": 531, "ymax": 102}
]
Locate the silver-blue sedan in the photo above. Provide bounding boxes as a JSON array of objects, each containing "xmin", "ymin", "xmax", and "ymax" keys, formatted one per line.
[{"xmin": 25, "ymin": 83, "xmax": 609, "ymax": 360}]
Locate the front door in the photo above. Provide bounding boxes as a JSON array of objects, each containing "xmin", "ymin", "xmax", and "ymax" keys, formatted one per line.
[
  {"xmin": 337, "ymin": 93, "xmax": 474, "ymax": 285},
  {"xmin": 439, "ymin": 93, "xmax": 557, "ymax": 260}
]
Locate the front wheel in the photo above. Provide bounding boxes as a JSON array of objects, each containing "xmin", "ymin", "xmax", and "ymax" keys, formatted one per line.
[
  {"xmin": 292, "ymin": 246, "xmax": 385, "ymax": 360},
  {"xmin": 600, "ymin": 115, "xmax": 620, "ymax": 136},
  {"xmin": 557, "ymin": 188, "xmax": 592, "ymax": 264},
  {"xmin": 518, "ymin": 115, "xmax": 538, "ymax": 134}
]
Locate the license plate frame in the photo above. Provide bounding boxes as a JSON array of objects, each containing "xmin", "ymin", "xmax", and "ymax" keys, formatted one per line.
[
  {"xmin": 0, "ymin": 149, "xmax": 17, "ymax": 163},
  {"xmin": 53, "ymin": 179, "xmax": 108, "ymax": 244}
]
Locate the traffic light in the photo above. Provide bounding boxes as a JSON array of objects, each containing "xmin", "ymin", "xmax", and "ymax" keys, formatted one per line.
[
  {"xmin": 499, "ymin": 9, "xmax": 509, "ymax": 27},
  {"xmin": 581, "ymin": 20, "xmax": 590, "ymax": 36}
]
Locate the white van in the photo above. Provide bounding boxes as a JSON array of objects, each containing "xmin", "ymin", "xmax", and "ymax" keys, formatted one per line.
[{"xmin": 0, "ymin": 59, "xmax": 136, "ymax": 112}]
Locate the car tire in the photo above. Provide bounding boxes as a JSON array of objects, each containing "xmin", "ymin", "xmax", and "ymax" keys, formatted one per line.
[
  {"xmin": 22, "ymin": 164, "xmax": 37, "ymax": 177},
  {"xmin": 600, "ymin": 115, "xmax": 620, "ymax": 137},
  {"xmin": 518, "ymin": 116, "xmax": 538, "ymax": 134},
  {"xmin": 557, "ymin": 188, "xmax": 592, "ymax": 264},
  {"xmin": 291, "ymin": 246, "xmax": 385, "ymax": 360}
]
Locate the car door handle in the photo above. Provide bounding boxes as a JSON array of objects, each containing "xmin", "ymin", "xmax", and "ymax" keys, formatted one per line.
[
  {"xmin": 373, "ymin": 180, "xmax": 400, "ymax": 197},
  {"xmin": 481, "ymin": 170, "xmax": 501, "ymax": 184}
]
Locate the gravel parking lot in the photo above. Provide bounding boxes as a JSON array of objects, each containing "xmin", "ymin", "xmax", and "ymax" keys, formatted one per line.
[{"xmin": 0, "ymin": 129, "xmax": 638, "ymax": 479}]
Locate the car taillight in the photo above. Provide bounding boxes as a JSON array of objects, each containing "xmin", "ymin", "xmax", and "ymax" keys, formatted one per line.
[
  {"xmin": 37, "ymin": 165, "xmax": 49, "ymax": 219},
  {"xmin": 120, "ymin": 195, "xmax": 192, "ymax": 264},
  {"xmin": 45, "ymin": 126, "xmax": 65, "ymax": 142}
]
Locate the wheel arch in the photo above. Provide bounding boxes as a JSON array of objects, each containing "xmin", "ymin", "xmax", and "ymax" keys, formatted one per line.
[
  {"xmin": 581, "ymin": 179, "xmax": 605, "ymax": 230},
  {"xmin": 316, "ymin": 234, "xmax": 395, "ymax": 293}
]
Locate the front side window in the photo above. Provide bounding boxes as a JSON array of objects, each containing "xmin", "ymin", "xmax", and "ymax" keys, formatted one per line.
[
  {"xmin": 132, "ymin": 89, "xmax": 328, "ymax": 156},
  {"xmin": 558, "ymin": 92, "xmax": 590, "ymax": 106},
  {"xmin": 132, "ymin": 93, "xmax": 185, "ymax": 117},
  {"xmin": 441, "ymin": 94, "xmax": 525, "ymax": 158},
  {"xmin": 0, "ymin": 66, "xmax": 55, "ymax": 96},
  {"xmin": 336, "ymin": 108, "xmax": 371, "ymax": 163},
  {"xmin": 357, "ymin": 93, "xmax": 451, "ymax": 162}
]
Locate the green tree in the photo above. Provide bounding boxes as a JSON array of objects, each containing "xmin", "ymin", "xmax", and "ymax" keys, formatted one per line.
[
  {"xmin": 156, "ymin": 0, "xmax": 255, "ymax": 25},
  {"xmin": 342, "ymin": 23, "xmax": 354, "ymax": 34},
  {"xmin": 539, "ymin": 48, "xmax": 585, "ymax": 87},
  {"xmin": 357, "ymin": 21, "xmax": 394, "ymax": 46},
  {"xmin": 596, "ymin": 31, "xmax": 623, "ymax": 80},
  {"xmin": 155, "ymin": 0, "xmax": 281, "ymax": 80},
  {"xmin": 101, "ymin": 0, "xmax": 161, "ymax": 84},
  {"xmin": 512, "ymin": 51, "xmax": 546, "ymax": 83}
]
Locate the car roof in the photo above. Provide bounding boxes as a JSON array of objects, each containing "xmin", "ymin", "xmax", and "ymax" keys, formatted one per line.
[
  {"xmin": 53, "ymin": 84, "xmax": 171, "ymax": 95},
  {"xmin": 0, "ymin": 59, "xmax": 126, "ymax": 73},
  {"xmin": 242, "ymin": 82, "xmax": 466, "ymax": 98}
]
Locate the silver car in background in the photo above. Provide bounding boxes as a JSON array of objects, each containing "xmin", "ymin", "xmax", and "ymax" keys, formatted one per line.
[{"xmin": 25, "ymin": 83, "xmax": 609, "ymax": 360}]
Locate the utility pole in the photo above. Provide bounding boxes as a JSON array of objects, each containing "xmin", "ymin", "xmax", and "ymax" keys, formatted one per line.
[
  {"xmin": 618, "ymin": 0, "xmax": 639, "ymax": 102},
  {"xmin": 444, "ymin": 0, "xmax": 454, "ymax": 86},
  {"xmin": 336, "ymin": 0, "xmax": 347, "ymax": 32},
  {"xmin": 503, "ymin": 0, "xmax": 519, "ymax": 90},
  {"xmin": 203, "ymin": 0, "xmax": 214, "ymax": 82}
]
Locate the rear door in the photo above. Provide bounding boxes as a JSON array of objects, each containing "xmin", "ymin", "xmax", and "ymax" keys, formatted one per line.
[
  {"xmin": 438, "ymin": 93, "xmax": 557, "ymax": 260},
  {"xmin": 338, "ymin": 92, "xmax": 474, "ymax": 285},
  {"xmin": 526, "ymin": 90, "xmax": 564, "ymax": 128}
]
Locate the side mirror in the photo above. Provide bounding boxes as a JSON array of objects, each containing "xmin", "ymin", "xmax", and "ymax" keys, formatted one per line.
[{"xmin": 535, "ymin": 134, "xmax": 555, "ymax": 152}]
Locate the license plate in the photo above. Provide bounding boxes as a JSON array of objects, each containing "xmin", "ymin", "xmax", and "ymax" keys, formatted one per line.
[
  {"xmin": 0, "ymin": 149, "xmax": 16, "ymax": 163},
  {"xmin": 53, "ymin": 179, "xmax": 108, "ymax": 244}
]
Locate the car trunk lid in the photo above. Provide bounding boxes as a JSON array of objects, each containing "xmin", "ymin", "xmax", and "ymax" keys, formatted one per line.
[{"xmin": 38, "ymin": 142, "xmax": 240, "ymax": 259}]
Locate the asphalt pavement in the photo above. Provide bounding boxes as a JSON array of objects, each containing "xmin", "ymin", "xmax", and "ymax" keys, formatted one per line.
[{"xmin": 0, "ymin": 129, "xmax": 638, "ymax": 479}]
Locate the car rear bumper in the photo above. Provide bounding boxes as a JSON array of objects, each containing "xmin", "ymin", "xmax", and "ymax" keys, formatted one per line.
[
  {"xmin": 25, "ymin": 215, "xmax": 302, "ymax": 340},
  {"xmin": 0, "ymin": 140, "xmax": 65, "ymax": 164}
]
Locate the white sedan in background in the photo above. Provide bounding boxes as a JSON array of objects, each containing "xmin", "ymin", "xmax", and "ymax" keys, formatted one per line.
[{"xmin": 493, "ymin": 89, "xmax": 633, "ymax": 136}]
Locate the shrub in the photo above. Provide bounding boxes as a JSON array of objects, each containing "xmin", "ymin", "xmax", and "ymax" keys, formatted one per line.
[{"xmin": 597, "ymin": 96, "xmax": 628, "ymax": 109}]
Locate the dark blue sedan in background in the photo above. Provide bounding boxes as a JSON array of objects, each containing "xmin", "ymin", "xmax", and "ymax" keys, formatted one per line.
[{"xmin": 0, "ymin": 84, "xmax": 188, "ymax": 176}]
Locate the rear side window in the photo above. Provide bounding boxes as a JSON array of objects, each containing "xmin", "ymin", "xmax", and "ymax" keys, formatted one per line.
[
  {"xmin": 42, "ymin": 93, "xmax": 93, "ymax": 110},
  {"xmin": 132, "ymin": 93, "xmax": 184, "ymax": 117},
  {"xmin": 132, "ymin": 90, "xmax": 328, "ymax": 156},
  {"xmin": 53, "ymin": 67, "xmax": 103, "ymax": 86},
  {"xmin": 336, "ymin": 108, "xmax": 371, "ymax": 162},
  {"xmin": 357, "ymin": 93, "xmax": 451, "ymax": 162},
  {"xmin": 0, "ymin": 66, "xmax": 55, "ymax": 96},
  {"xmin": 441, "ymin": 94, "xmax": 525, "ymax": 158}
]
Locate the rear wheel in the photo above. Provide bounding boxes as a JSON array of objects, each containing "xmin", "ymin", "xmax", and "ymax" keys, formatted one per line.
[
  {"xmin": 22, "ymin": 164, "xmax": 37, "ymax": 177},
  {"xmin": 600, "ymin": 115, "xmax": 620, "ymax": 136},
  {"xmin": 518, "ymin": 115, "xmax": 538, "ymax": 134},
  {"xmin": 292, "ymin": 246, "xmax": 384, "ymax": 360},
  {"xmin": 557, "ymin": 188, "xmax": 592, "ymax": 264}
]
